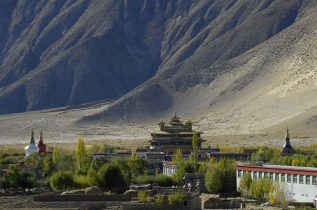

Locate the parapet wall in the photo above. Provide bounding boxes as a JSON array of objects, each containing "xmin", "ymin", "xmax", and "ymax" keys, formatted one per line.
[{"xmin": 33, "ymin": 194, "xmax": 133, "ymax": 202}]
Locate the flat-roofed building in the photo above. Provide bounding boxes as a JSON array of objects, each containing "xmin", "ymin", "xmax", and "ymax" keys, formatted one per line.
[
  {"xmin": 146, "ymin": 152, "xmax": 165, "ymax": 175},
  {"xmin": 236, "ymin": 164, "xmax": 317, "ymax": 203},
  {"xmin": 92, "ymin": 152, "xmax": 132, "ymax": 159}
]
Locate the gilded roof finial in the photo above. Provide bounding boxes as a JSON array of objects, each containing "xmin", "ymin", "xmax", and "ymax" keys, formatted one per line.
[
  {"xmin": 174, "ymin": 111, "xmax": 177, "ymax": 117},
  {"xmin": 285, "ymin": 127, "xmax": 290, "ymax": 140},
  {"xmin": 30, "ymin": 129, "xmax": 35, "ymax": 144},
  {"xmin": 39, "ymin": 131, "xmax": 43, "ymax": 142}
]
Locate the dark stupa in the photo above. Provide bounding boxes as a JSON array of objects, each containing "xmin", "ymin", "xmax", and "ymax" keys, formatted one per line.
[{"xmin": 280, "ymin": 128, "xmax": 296, "ymax": 155}]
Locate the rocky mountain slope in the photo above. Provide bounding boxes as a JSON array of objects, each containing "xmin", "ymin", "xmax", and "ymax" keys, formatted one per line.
[
  {"xmin": 0, "ymin": 0, "xmax": 316, "ymax": 136},
  {"xmin": 80, "ymin": 0, "xmax": 317, "ymax": 135}
]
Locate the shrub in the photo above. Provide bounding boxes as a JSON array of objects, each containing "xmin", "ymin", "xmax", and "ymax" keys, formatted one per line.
[
  {"xmin": 24, "ymin": 153, "xmax": 39, "ymax": 167},
  {"xmin": 138, "ymin": 191, "xmax": 150, "ymax": 203},
  {"xmin": 155, "ymin": 194, "xmax": 164, "ymax": 205},
  {"xmin": 17, "ymin": 171, "xmax": 36, "ymax": 192},
  {"xmin": 153, "ymin": 174, "xmax": 174, "ymax": 187},
  {"xmin": 133, "ymin": 174, "xmax": 174, "ymax": 187},
  {"xmin": 73, "ymin": 176, "xmax": 91, "ymax": 189},
  {"xmin": 97, "ymin": 163, "xmax": 127, "ymax": 192},
  {"xmin": 0, "ymin": 165, "xmax": 36, "ymax": 192},
  {"xmin": 134, "ymin": 175, "xmax": 153, "ymax": 185},
  {"xmin": 0, "ymin": 156, "xmax": 20, "ymax": 165},
  {"xmin": 168, "ymin": 191, "xmax": 183, "ymax": 206},
  {"xmin": 0, "ymin": 178, "xmax": 10, "ymax": 192},
  {"xmin": 50, "ymin": 171, "xmax": 74, "ymax": 191}
]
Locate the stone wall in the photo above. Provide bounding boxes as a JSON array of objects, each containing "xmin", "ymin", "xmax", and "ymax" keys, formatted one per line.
[{"xmin": 33, "ymin": 194, "xmax": 133, "ymax": 202}]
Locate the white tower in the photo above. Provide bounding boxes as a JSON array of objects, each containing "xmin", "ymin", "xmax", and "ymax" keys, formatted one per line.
[{"xmin": 24, "ymin": 129, "xmax": 40, "ymax": 157}]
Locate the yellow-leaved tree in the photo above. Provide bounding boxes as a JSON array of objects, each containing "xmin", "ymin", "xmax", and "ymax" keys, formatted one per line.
[
  {"xmin": 75, "ymin": 135, "xmax": 86, "ymax": 169},
  {"xmin": 52, "ymin": 146, "xmax": 58, "ymax": 164}
]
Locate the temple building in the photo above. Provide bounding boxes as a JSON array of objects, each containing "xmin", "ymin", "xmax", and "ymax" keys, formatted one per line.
[
  {"xmin": 36, "ymin": 132, "xmax": 47, "ymax": 154},
  {"xmin": 149, "ymin": 112, "xmax": 206, "ymax": 153},
  {"xmin": 24, "ymin": 129, "xmax": 40, "ymax": 158},
  {"xmin": 281, "ymin": 127, "xmax": 296, "ymax": 155}
]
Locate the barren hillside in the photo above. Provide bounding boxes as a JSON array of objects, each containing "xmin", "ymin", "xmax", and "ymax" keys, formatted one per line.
[
  {"xmin": 81, "ymin": 0, "xmax": 317, "ymax": 136},
  {"xmin": 0, "ymin": 0, "xmax": 316, "ymax": 146}
]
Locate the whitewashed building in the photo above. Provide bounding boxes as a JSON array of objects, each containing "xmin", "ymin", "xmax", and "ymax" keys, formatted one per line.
[
  {"xmin": 237, "ymin": 164, "xmax": 317, "ymax": 203},
  {"xmin": 163, "ymin": 161, "xmax": 176, "ymax": 176}
]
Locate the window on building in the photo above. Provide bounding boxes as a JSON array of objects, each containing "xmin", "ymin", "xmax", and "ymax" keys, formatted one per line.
[
  {"xmin": 306, "ymin": 176, "xmax": 310, "ymax": 185},
  {"xmin": 238, "ymin": 170, "xmax": 242, "ymax": 178},
  {"xmin": 253, "ymin": 172, "xmax": 257, "ymax": 180},
  {"xmin": 313, "ymin": 176, "xmax": 317, "ymax": 185},
  {"xmin": 264, "ymin": 172, "xmax": 268, "ymax": 177},
  {"xmin": 275, "ymin": 173, "xmax": 279, "ymax": 181},
  {"xmin": 299, "ymin": 175, "xmax": 304, "ymax": 184},
  {"xmin": 281, "ymin": 173, "xmax": 285, "ymax": 182},
  {"xmin": 270, "ymin": 173, "xmax": 274, "ymax": 180},
  {"xmin": 259, "ymin": 172, "xmax": 262, "ymax": 179},
  {"xmin": 293, "ymin": 175, "xmax": 297, "ymax": 183}
]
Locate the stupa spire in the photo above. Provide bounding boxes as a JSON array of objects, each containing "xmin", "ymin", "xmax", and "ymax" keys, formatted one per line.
[
  {"xmin": 39, "ymin": 131, "xmax": 43, "ymax": 142},
  {"xmin": 285, "ymin": 127, "xmax": 290, "ymax": 140},
  {"xmin": 30, "ymin": 129, "xmax": 35, "ymax": 144}
]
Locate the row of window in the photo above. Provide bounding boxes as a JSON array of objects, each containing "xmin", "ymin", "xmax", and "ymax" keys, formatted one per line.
[
  {"xmin": 237, "ymin": 170, "xmax": 317, "ymax": 185},
  {"xmin": 163, "ymin": 167, "xmax": 176, "ymax": 175}
]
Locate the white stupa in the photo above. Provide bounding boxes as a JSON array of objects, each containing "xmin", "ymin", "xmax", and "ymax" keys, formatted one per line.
[{"xmin": 25, "ymin": 129, "xmax": 40, "ymax": 157}]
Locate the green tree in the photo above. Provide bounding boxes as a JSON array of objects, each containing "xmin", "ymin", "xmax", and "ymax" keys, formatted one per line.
[
  {"xmin": 128, "ymin": 153, "xmax": 146, "ymax": 180},
  {"xmin": 192, "ymin": 131, "xmax": 199, "ymax": 173},
  {"xmin": 76, "ymin": 136, "xmax": 86, "ymax": 169},
  {"xmin": 172, "ymin": 148, "xmax": 192, "ymax": 186},
  {"xmin": 173, "ymin": 159, "xmax": 192, "ymax": 186},
  {"xmin": 4, "ymin": 165, "xmax": 19, "ymax": 189},
  {"xmin": 0, "ymin": 178, "xmax": 10, "ymax": 192},
  {"xmin": 97, "ymin": 163, "xmax": 127, "ymax": 192},
  {"xmin": 43, "ymin": 156, "xmax": 56, "ymax": 176},
  {"xmin": 17, "ymin": 171, "xmax": 36, "ymax": 192},
  {"xmin": 250, "ymin": 177, "xmax": 272, "ymax": 201},
  {"xmin": 55, "ymin": 152, "xmax": 76, "ymax": 172},
  {"xmin": 197, "ymin": 161, "xmax": 208, "ymax": 173},
  {"xmin": 238, "ymin": 172, "xmax": 252, "ymax": 197},
  {"xmin": 87, "ymin": 168, "xmax": 99, "ymax": 186},
  {"xmin": 75, "ymin": 155, "xmax": 92, "ymax": 175},
  {"xmin": 205, "ymin": 158, "xmax": 236, "ymax": 193},
  {"xmin": 50, "ymin": 171, "xmax": 74, "ymax": 191},
  {"xmin": 205, "ymin": 164, "xmax": 222, "ymax": 193},
  {"xmin": 172, "ymin": 148, "xmax": 183, "ymax": 163},
  {"xmin": 52, "ymin": 146, "xmax": 58, "ymax": 164}
]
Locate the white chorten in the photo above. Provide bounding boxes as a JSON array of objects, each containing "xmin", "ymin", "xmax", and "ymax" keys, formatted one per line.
[{"xmin": 25, "ymin": 129, "xmax": 40, "ymax": 157}]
